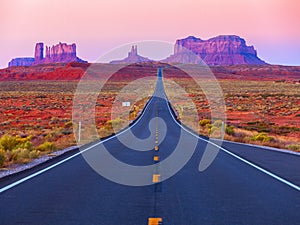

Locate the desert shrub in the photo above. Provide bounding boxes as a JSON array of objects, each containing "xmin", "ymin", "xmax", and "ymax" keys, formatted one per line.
[
  {"xmin": 0, "ymin": 135, "xmax": 19, "ymax": 151},
  {"xmin": 49, "ymin": 117, "xmax": 60, "ymax": 125},
  {"xmin": 9, "ymin": 148, "xmax": 39, "ymax": 164},
  {"xmin": 106, "ymin": 118, "xmax": 126, "ymax": 132},
  {"xmin": 207, "ymin": 120, "xmax": 227, "ymax": 136},
  {"xmin": 64, "ymin": 121, "xmax": 73, "ymax": 128},
  {"xmin": 61, "ymin": 129, "xmax": 72, "ymax": 135},
  {"xmin": 129, "ymin": 105, "xmax": 139, "ymax": 119},
  {"xmin": 225, "ymin": 125, "xmax": 235, "ymax": 135},
  {"xmin": 0, "ymin": 135, "xmax": 33, "ymax": 151},
  {"xmin": 212, "ymin": 120, "xmax": 223, "ymax": 128},
  {"xmin": 209, "ymin": 126, "xmax": 219, "ymax": 135},
  {"xmin": 98, "ymin": 127, "xmax": 114, "ymax": 138},
  {"xmin": 15, "ymin": 140, "xmax": 34, "ymax": 151},
  {"xmin": 11, "ymin": 148, "xmax": 30, "ymax": 161},
  {"xmin": 0, "ymin": 149, "xmax": 5, "ymax": 166},
  {"xmin": 247, "ymin": 121, "xmax": 260, "ymax": 125},
  {"xmin": 251, "ymin": 132, "xmax": 274, "ymax": 142},
  {"xmin": 29, "ymin": 150, "xmax": 40, "ymax": 159},
  {"xmin": 199, "ymin": 119, "xmax": 211, "ymax": 127},
  {"xmin": 37, "ymin": 141, "xmax": 56, "ymax": 152},
  {"xmin": 286, "ymin": 144, "xmax": 300, "ymax": 151}
]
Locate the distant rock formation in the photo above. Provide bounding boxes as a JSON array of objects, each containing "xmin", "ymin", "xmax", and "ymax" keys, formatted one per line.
[
  {"xmin": 8, "ymin": 42, "xmax": 86, "ymax": 67},
  {"xmin": 8, "ymin": 58, "xmax": 34, "ymax": 67},
  {"xmin": 163, "ymin": 35, "xmax": 266, "ymax": 65},
  {"xmin": 34, "ymin": 43, "xmax": 44, "ymax": 62},
  {"xmin": 33, "ymin": 42, "xmax": 86, "ymax": 65},
  {"xmin": 110, "ymin": 45, "xmax": 152, "ymax": 64}
]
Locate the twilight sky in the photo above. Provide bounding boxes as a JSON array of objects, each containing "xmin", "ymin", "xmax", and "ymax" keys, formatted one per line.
[{"xmin": 0, "ymin": 0, "xmax": 299, "ymax": 68}]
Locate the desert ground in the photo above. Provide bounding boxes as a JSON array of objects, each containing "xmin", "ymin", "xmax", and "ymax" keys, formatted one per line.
[{"xmin": 0, "ymin": 62, "xmax": 299, "ymax": 168}]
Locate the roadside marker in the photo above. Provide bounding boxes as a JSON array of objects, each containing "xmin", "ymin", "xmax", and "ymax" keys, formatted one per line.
[
  {"xmin": 148, "ymin": 217, "xmax": 162, "ymax": 225},
  {"xmin": 154, "ymin": 146, "xmax": 159, "ymax": 151},
  {"xmin": 152, "ymin": 174, "xmax": 161, "ymax": 183}
]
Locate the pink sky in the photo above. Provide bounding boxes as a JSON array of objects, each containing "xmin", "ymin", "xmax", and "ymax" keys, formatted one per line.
[{"xmin": 0, "ymin": 0, "xmax": 299, "ymax": 67}]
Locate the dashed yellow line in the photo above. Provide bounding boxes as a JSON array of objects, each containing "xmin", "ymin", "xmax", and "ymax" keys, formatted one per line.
[
  {"xmin": 152, "ymin": 174, "xmax": 161, "ymax": 183},
  {"xmin": 148, "ymin": 217, "xmax": 162, "ymax": 225},
  {"xmin": 148, "ymin": 106, "xmax": 163, "ymax": 225}
]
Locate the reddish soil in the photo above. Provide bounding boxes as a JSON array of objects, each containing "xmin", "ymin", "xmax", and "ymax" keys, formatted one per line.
[{"xmin": 0, "ymin": 62, "xmax": 299, "ymax": 153}]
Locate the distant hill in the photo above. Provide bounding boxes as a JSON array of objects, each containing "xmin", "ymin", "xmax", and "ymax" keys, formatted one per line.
[{"xmin": 163, "ymin": 35, "xmax": 266, "ymax": 65}]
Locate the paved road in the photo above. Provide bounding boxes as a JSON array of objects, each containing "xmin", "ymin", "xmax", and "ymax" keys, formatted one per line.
[{"xmin": 0, "ymin": 69, "xmax": 300, "ymax": 225}]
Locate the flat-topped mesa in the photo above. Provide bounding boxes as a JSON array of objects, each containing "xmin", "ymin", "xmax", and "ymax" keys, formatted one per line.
[
  {"xmin": 8, "ymin": 58, "xmax": 34, "ymax": 67},
  {"xmin": 110, "ymin": 45, "xmax": 152, "ymax": 64},
  {"xmin": 164, "ymin": 35, "xmax": 266, "ymax": 65},
  {"xmin": 33, "ymin": 42, "xmax": 86, "ymax": 65}
]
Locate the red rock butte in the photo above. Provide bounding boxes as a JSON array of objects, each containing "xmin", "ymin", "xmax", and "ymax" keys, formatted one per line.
[
  {"xmin": 163, "ymin": 35, "xmax": 266, "ymax": 65},
  {"xmin": 8, "ymin": 35, "xmax": 267, "ymax": 67},
  {"xmin": 8, "ymin": 42, "xmax": 86, "ymax": 67},
  {"xmin": 110, "ymin": 45, "xmax": 152, "ymax": 64}
]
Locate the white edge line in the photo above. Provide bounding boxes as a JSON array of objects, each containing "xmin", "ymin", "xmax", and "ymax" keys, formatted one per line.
[
  {"xmin": 163, "ymin": 80, "xmax": 300, "ymax": 192},
  {"xmin": 0, "ymin": 93, "xmax": 155, "ymax": 194}
]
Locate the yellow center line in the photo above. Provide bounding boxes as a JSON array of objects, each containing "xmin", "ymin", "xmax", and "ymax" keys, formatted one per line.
[
  {"xmin": 152, "ymin": 174, "xmax": 161, "ymax": 183},
  {"xmin": 148, "ymin": 217, "xmax": 162, "ymax": 225},
  {"xmin": 153, "ymin": 155, "xmax": 159, "ymax": 161}
]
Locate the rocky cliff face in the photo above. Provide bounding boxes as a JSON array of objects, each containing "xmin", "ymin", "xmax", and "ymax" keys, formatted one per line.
[
  {"xmin": 110, "ymin": 46, "xmax": 152, "ymax": 64},
  {"xmin": 8, "ymin": 58, "xmax": 34, "ymax": 67},
  {"xmin": 33, "ymin": 42, "xmax": 86, "ymax": 65},
  {"xmin": 164, "ymin": 35, "xmax": 266, "ymax": 65},
  {"xmin": 45, "ymin": 43, "xmax": 76, "ymax": 61}
]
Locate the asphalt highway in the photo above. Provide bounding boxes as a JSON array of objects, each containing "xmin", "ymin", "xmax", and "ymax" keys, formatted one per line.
[{"xmin": 0, "ymin": 69, "xmax": 299, "ymax": 225}]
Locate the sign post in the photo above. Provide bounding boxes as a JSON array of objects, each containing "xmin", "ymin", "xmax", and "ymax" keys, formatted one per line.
[
  {"xmin": 122, "ymin": 102, "xmax": 130, "ymax": 107},
  {"xmin": 78, "ymin": 121, "xmax": 82, "ymax": 143}
]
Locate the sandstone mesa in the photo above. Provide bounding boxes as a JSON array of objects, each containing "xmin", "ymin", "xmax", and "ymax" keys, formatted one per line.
[
  {"xmin": 8, "ymin": 42, "xmax": 86, "ymax": 67},
  {"xmin": 163, "ymin": 35, "xmax": 266, "ymax": 65}
]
